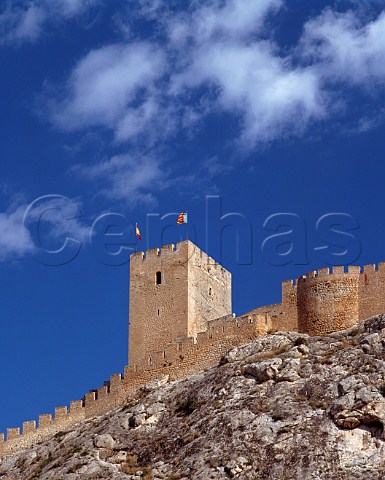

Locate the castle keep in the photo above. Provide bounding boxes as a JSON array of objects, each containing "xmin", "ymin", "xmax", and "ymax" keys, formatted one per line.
[
  {"xmin": 1, "ymin": 240, "xmax": 385, "ymax": 457},
  {"xmin": 129, "ymin": 241, "xmax": 232, "ymax": 366}
]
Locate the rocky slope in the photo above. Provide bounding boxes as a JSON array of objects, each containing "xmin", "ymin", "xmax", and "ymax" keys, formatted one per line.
[{"xmin": 2, "ymin": 315, "xmax": 385, "ymax": 479}]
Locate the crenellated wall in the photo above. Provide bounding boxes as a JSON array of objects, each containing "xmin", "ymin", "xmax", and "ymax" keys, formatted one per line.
[
  {"xmin": 297, "ymin": 267, "xmax": 360, "ymax": 335},
  {"xmin": 0, "ymin": 401, "xmax": 85, "ymax": 456},
  {"xmin": 242, "ymin": 279, "xmax": 298, "ymax": 333},
  {"xmin": 0, "ymin": 312, "xmax": 271, "ymax": 458},
  {"xmin": 358, "ymin": 262, "xmax": 385, "ymax": 321},
  {"xmin": 241, "ymin": 262, "xmax": 385, "ymax": 336},
  {"xmin": 292, "ymin": 263, "xmax": 385, "ymax": 335}
]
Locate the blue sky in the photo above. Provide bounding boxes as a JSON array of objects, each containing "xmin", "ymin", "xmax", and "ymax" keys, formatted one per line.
[{"xmin": 1, "ymin": 0, "xmax": 385, "ymax": 434}]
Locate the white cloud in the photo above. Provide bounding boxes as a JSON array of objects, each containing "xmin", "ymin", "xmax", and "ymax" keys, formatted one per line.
[
  {"xmin": 0, "ymin": 4, "xmax": 46, "ymax": 44},
  {"xmin": 72, "ymin": 154, "xmax": 166, "ymax": 205},
  {"xmin": 49, "ymin": 0, "xmax": 100, "ymax": 18},
  {"xmin": 0, "ymin": 195, "xmax": 92, "ymax": 262},
  {"xmin": 23, "ymin": 195, "xmax": 90, "ymax": 246},
  {"xmin": 0, "ymin": 203, "xmax": 35, "ymax": 261},
  {"xmin": 166, "ymin": 0, "xmax": 282, "ymax": 45},
  {"xmin": 115, "ymin": 97, "xmax": 176, "ymax": 143},
  {"xmin": 51, "ymin": 42, "xmax": 167, "ymax": 139},
  {"xmin": 51, "ymin": 0, "xmax": 320, "ymax": 147},
  {"xmin": 171, "ymin": 41, "xmax": 324, "ymax": 145},
  {"xmin": 165, "ymin": 0, "xmax": 327, "ymax": 145},
  {"xmin": 0, "ymin": 0, "xmax": 99, "ymax": 45},
  {"xmin": 301, "ymin": 9, "xmax": 385, "ymax": 86},
  {"xmin": 43, "ymin": 1, "xmax": 385, "ymax": 161}
]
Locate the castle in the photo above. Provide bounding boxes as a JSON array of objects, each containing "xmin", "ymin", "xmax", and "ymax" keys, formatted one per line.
[{"xmin": 1, "ymin": 240, "xmax": 385, "ymax": 457}]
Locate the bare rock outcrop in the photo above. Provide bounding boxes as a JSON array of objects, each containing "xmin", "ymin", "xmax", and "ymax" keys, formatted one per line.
[{"xmin": 2, "ymin": 315, "xmax": 385, "ymax": 479}]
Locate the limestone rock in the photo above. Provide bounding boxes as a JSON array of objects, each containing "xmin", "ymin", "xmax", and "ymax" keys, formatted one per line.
[
  {"xmin": 93, "ymin": 433, "xmax": 116, "ymax": 449},
  {"xmin": 146, "ymin": 402, "xmax": 166, "ymax": 415},
  {"xmin": 3, "ymin": 316, "xmax": 385, "ymax": 479},
  {"xmin": 128, "ymin": 413, "xmax": 147, "ymax": 428},
  {"xmin": 360, "ymin": 333, "xmax": 385, "ymax": 356},
  {"xmin": 243, "ymin": 358, "xmax": 282, "ymax": 382}
]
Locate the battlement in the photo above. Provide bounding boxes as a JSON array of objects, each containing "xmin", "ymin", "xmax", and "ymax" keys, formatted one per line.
[
  {"xmin": 282, "ymin": 279, "xmax": 296, "ymax": 287},
  {"xmin": 297, "ymin": 266, "xmax": 360, "ymax": 335},
  {"xmin": 145, "ymin": 247, "xmax": 161, "ymax": 258},
  {"xmin": 0, "ymin": 368, "xmax": 136, "ymax": 453},
  {"xmin": 287, "ymin": 263, "xmax": 385, "ymax": 289},
  {"xmin": 0, "ymin": 398, "xmax": 86, "ymax": 455},
  {"xmin": 129, "ymin": 243, "xmax": 184, "ymax": 269},
  {"xmin": 0, "ymin": 311, "xmax": 271, "ymax": 457},
  {"xmin": 129, "ymin": 312, "xmax": 271, "ymax": 370},
  {"xmin": 130, "ymin": 241, "xmax": 231, "ymax": 273},
  {"xmin": 246, "ymin": 262, "xmax": 385, "ymax": 337},
  {"xmin": 296, "ymin": 266, "xmax": 360, "ymax": 283},
  {"xmin": 291, "ymin": 263, "xmax": 385, "ymax": 336},
  {"xmin": 130, "ymin": 241, "xmax": 185, "ymax": 264},
  {"xmin": 285, "ymin": 264, "xmax": 385, "ymax": 285}
]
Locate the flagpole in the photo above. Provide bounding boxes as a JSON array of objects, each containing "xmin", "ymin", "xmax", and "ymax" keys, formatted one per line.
[{"xmin": 186, "ymin": 212, "xmax": 189, "ymax": 242}]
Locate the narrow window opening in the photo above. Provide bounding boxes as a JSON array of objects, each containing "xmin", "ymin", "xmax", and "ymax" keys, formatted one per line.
[
  {"xmin": 156, "ymin": 271, "xmax": 162, "ymax": 285},
  {"xmin": 157, "ymin": 309, "xmax": 160, "ymax": 316},
  {"xmin": 209, "ymin": 287, "xmax": 212, "ymax": 296}
]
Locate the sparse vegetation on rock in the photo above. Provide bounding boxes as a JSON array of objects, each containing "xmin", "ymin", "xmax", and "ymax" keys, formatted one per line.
[{"xmin": 2, "ymin": 315, "xmax": 385, "ymax": 479}]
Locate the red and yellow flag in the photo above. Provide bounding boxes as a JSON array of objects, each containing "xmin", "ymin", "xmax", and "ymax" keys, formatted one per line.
[
  {"xmin": 177, "ymin": 212, "xmax": 188, "ymax": 224},
  {"xmin": 135, "ymin": 223, "xmax": 142, "ymax": 240}
]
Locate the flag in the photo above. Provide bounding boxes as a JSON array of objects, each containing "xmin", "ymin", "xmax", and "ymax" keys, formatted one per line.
[
  {"xmin": 177, "ymin": 212, "xmax": 188, "ymax": 224},
  {"xmin": 135, "ymin": 223, "xmax": 142, "ymax": 240}
]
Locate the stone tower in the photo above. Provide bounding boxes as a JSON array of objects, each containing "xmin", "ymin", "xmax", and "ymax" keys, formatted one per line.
[
  {"xmin": 128, "ymin": 240, "xmax": 232, "ymax": 366},
  {"xmin": 297, "ymin": 266, "xmax": 361, "ymax": 336}
]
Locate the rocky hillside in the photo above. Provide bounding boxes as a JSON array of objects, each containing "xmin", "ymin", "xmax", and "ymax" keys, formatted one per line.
[{"xmin": 2, "ymin": 316, "xmax": 385, "ymax": 480}]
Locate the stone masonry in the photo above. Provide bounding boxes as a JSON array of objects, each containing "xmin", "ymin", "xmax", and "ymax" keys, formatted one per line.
[
  {"xmin": 247, "ymin": 262, "xmax": 385, "ymax": 336},
  {"xmin": 1, "ymin": 240, "xmax": 385, "ymax": 458},
  {"xmin": 297, "ymin": 267, "xmax": 360, "ymax": 335},
  {"xmin": 129, "ymin": 241, "xmax": 232, "ymax": 366}
]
